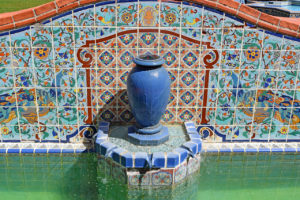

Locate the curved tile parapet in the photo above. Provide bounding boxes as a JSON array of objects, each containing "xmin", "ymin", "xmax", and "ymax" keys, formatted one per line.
[{"xmin": 0, "ymin": 0, "xmax": 299, "ymax": 143}]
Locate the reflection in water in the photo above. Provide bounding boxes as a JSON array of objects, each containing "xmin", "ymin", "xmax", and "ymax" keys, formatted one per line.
[{"xmin": 0, "ymin": 153, "xmax": 300, "ymax": 200}]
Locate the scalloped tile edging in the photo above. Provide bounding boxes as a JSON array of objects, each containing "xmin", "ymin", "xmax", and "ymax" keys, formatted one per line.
[{"xmin": 95, "ymin": 121, "xmax": 202, "ymax": 169}]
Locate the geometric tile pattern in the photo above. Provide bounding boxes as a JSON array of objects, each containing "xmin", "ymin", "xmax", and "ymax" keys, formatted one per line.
[{"xmin": 0, "ymin": 1, "xmax": 299, "ymax": 143}]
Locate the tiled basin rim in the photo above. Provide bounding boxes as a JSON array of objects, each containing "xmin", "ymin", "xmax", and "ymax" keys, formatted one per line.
[{"xmin": 0, "ymin": 0, "xmax": 299, "ymax": 37}]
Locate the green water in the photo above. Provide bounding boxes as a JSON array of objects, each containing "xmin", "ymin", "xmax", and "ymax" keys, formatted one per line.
[{"xmin": 0, "ymin": 153, "xmax": 299, "ymax": 200}]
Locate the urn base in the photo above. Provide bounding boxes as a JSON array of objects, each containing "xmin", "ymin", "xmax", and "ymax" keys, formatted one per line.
[{"xmin": 127, "ymin": 126, "xmax": 169, "ymax": 146}]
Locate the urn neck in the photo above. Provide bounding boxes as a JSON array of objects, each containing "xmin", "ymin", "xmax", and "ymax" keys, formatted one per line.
[{"xmin": 133, "ymin": 54, "xmax": 164, "ymax": 68}]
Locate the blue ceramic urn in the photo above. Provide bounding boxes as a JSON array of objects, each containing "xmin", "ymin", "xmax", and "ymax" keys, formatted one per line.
[{"xmin": 127, "ymin": 54, "xmax": 170, "ymax": 145}]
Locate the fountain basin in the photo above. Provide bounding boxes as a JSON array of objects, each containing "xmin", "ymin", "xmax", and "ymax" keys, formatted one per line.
[{"xmin": 95, "ymin": 121, "xmax": 202, "ymax": 186}]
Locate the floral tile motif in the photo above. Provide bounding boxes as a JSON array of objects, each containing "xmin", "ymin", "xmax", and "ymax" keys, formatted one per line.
[
  {"xmin": 263, "ymin": 32, "xmax": 283, "ymax": 50},
  {"xmin": 20, "ymin": 125, "xmax": 40, "ymax": 141},
  {"xmin": 282, "ymin": 36, "xmax": 300, "ymax": 50},
  {"xmin": 75, "ymin": 27, "xmax": 95, "ymax": 47},
  {"xmin": 77, "ymin": 89, "xmax": 88, "ymax": 107},
  {"xmin": 117, "ymin": 28, "xmax": 137, "ymax": 48},
  {"xmin": 179, "ymin": 70, "xmax": 198, "ymax": 88},
  {"xmin": 55, "ymin": 69, "xmax": 76, "ymax": 88},
  {"xmin": 98, "ymin": 69, "xmax": 117, "ymax": 88},
  {"xmin": 203, "ymin": 7, "xmax": 224, "ymax": 28},
  {"xmin": 139, "ymin": 32, "xmax": 158, "ymax": 48},
  {"xmin": 74, "ymin": 6, "xmax": 95, "ymax": 26},
  {"xmin": 138, "ymin": 49, "xmax": 158, "ymax": 56},
  {"xmin": 0, "ymin": 68, "xmax": 14, "ymax": 87},
  {"xmin": 12, "ymin": 48, "xmax": 32, "ymax": 68},
  {"xmin": 0, "ymin": 47, "xmax": 11, "ymax": 67},
  {"xmin": 53, "ymin": 27, "xmax": 74, "ymax": 47},
  {"xmin": 277, "ymin": 71, "xmax": 297, "ymax": 90},
  {"xmin": 14, "ymin": 68, "xmax": 35, "ymax": 87},
  {"xmin": 259, "ymin": 50, "xmax": 280, "ymax": 70},
  {"xmin": 95, "ymin": 2, "xmax": 116, "ymax": 26},
  {"xmin": 201, "ymin": 28, "xmax": 222, "ymax": 49},
  {"xmin": 118, "ymin": 107, "xmax": 134, "ymax": 123},
  {"xmin": 58, "ymin": 107, "xmax": 78, "ymax": 125},
  {"xmin": 259, "ymin": 71, "xmax": 277, "ymax": 89},
  {"xmin": 39, "ymin": 126, "xmax": 60, "ymax": 142},
  {"xmin": 118, "ymin": 49, "xmax": 137, "ymax": 68},
  {"xmin": 77, "ymin": 69, "xmax": 87, "ymax": 88},
  {"xmin": 57, "ymin": 88, "xmax": 77, "ymax": 106},
  {"xmin": 161, "ymin": 2, "xmax": 181, "ymax": 27},
  {"xmin": 215, "ymin": 107, "xmax": 235, "ymax": 126},
  {"xmin": 59, "ymin": 125, "xmax": 79, "ymax": 142},
  {"xmin": 160, "ymin": 31, "xmax": 180, "ymax": 48},
  {"xmin": 1, "ymin": 125, "xmax": 20, "ymax": 141},
  {"xmin": 181, "ymin": 50, "xmax": 200, "ymax": 69},
  {"xmin": 117, "ymin": 2, "xmax": 138, "ymax": 27},
  {"xmin": 221, "ymin": 50, "xmax": 241, "ymax": 69},
  {"xmin": 139, "ymin": 2, "xmax": 159, "ymax": 27},
  {"xmin": 128, "ymin": 171, "xmax": 151, "ymax": 186},
  {"xmin": 178, "ymin": 108, "xmax": 196, "ymax": 122},
  {"xmin": 35, "ymin": 68, "xmax": 55, "ymax": 87},
  {"xmin": 178, "ymin": 89, "xmax": 197, "ymax": 107},
  {"xmin": 181, "ymin": 28, "xmax": 201, "ymax": 49},
  {"xmin": 18, "ymin": 106, "xmax": 38, "ymax": 125},
  {"xmin": 0, "ymin": 33, "xmax": 10, "ymax": 47},
  {"xmin": 222, "ymin": 28, "xmax": 243, "ymax": 49},
  {"xmin": 31, "ymin": 26, "xmax": 52, "ymax": 47},
  {"xmin": 10, "ymin": 27, "xmax": 31, "ymax": 47},
  {"xmin": 97, "ymin": 89, "xmax": 117, "ymax": 106},
  {"xmin": 161, "ymin": 49, "xmax": 179, "ymax": 69},
  {"xmin": 182, "ymin": 4, "xmax": 202, "ymax": 28},
  {"xmin": 243, "ymin": 29, "xmax": 263, "ymax": 50},
  {"xmin": 269, "ymin": 126, "xmax": 288, "ymax": 141},
  {"xmin": 231, "ymin": 126, "xmax": 251, "ymax": 141},
  {"xmin": 162, "ymin": 108, "xmax": 176, "ymax": 123},
  {"xmin": 97, "ymin": 49, "xmax": 117, "ymax": 68},
  {"xmin": 280, "ymin": 50, "xmax": 300, "ymax": 70},
  {"xmin": 33, "ymin": 47, "xmax": 53, "ymax": 68},
  {"xmin": 152, "ymin": 169, "xmax": 173, "ymax": 186},
  {"xmin": 99, "ymin": 108, "xmax": 117, "ymax": 122},
  {"xmin": 55, "ymin": 48, "xmax": 75, "ymax": 68}
]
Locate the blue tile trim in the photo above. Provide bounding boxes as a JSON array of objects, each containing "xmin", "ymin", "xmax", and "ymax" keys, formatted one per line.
[
  {"xmin": 265, "ymin": 30, "xmax": 283, "ymax": 38},
  {"xmin": 52, "ymin": 11, "xmax": 72, "ymax": 21},
  {"xmin": 118, "ymin": 0, "xmax": 138, "ymax": 3},
  {"xmin": 258, "ymin": 148, "xmax": 271, "ymax": 152},
  {"xmin": 35, "ymin": 149, "xmax": 47, "ymax": 154},
  {"xmin": 0, "ymin": 149, "xmax": 6, "ymax": 153},
  {"xmin": 225, "ymin": 13, "xmax": 244, "ymax": 24},
  {"xmin": 232, "ymin": 148, "xmax": 244, "ymax": 153},
  {"xmin": 48, "ymin": 149, "xmax": 62, "ymax": 153},
  {"xmin": 21, "ymin": 149, "xmax": 34, "ymax": 154},
  {"xmin": 204, "ymin": 6, "xmax": 224, "ymax": 15},
  {"xmin": 96, "ymin": 1, "xmax": 115, "ymax": 7},
  {"xmin": 0, "ymin": 32, "xmax": 9, "ymax": 37},
  {"xmin": 42, "ymin": 19, "xmax": 51, "ymax": 25},
  {"xmin": 219, "ymin": 149, "xmax": 231, "ymax": 153},
  {"xmin": 7, "ymin": 149, "xmax": 20, "ymax": 153},
  {"xmin": 245, "ymin": 149, "xmax": 257, "ymax": 153},
  {"xmin": 74, "ymin": 4, "xmax": 94, "ymax": 13},
  {"xmin": 10, "ymin": 27, "xmax": 30, "ymax": 35},
  {"xmin": 62, "ymin": 149, "xmax": 75, "ymax": 153},
  {"xmin": 284, "ymin": 35, "xmax": 300, "ymax": 42}
]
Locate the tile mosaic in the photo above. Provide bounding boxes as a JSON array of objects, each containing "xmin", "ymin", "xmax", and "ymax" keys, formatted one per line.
[
  {"xmin": 35, "ymin": 68, "xmax": 55, "ymax": 87},
  {"xmin": 201, "ymin": 28, "xmax": 222, "ymax": 49},
  {"xmin": 73, "ymin": 5, "xmax": 95, "ymax": 26},
  {"xmin": 117, "ymin": 49, "xmax": 137, "ymax": 68},
  {"xmin": 128, "ymin": 171, "xmax": 151, "ymax": 186},
  {"xmin": 98, "ymin": 69, "xmax": 117, "ymax": 88},
  {"xmin": 177, "ymin": 108, "xmax": 196, "ymax": 122},
  {"xmin": 161, "ymin": 2, "xmax": 181, "ymax": 27},
  {"xmin": 260, "ymin": 50, "xmax": 280, "ymax": 70},
  {"xmin": 222, "ymin": 28, "xmax": 243, "ymax": 50},
  {"xmin": 16, "ymin": 88, "xmax": 36, "ymax": 107},
  {"xmin": 178, "ymin": 89, "xmax": 197, "ymax": 107},
  {"xmin": 36, "ymin": 88, "xmax": 57, "ymax": 106},
  {"xmin": 0, "ymin": 68, "xmax": 14, "ymax": 87},
  {"xmin": 75, "ymin": 27, "xmax": 96, "ymax": 48},
  {"xmin": 57, "ymin": 88, "xmax": 77, "ymax": 106},
  {"xmin": 52, "ymin": 11, "xmax": 73, "ymax": 26},
  {"xmin": 118, "ymin": 107, "xmax": 134, "ymax": 123},
  {"xmin": 54, "ymin": 47, "xmax": 75, "ymax": 68},
  {"xmin": 160, "ymin": 31, "xmax": 180, "ymax": 49},
  {"xmin": 139, "ymin": 31, "xmax": 158, "ymax": 48},
  {"xmin": 55, "ymin": 68, "xmax": 76, "ymax": 88},
  {"xmin": 203, "ymin": 7, "xmax": 224, "ymax": 28},
  {"xmin": 0, "ymin": 106, "xmax": 18, "ymax": 125},
  {"xmin": 97, "ymin": 49, "xmax": 117, "ymax": 68},
  {"xmin": 243, "ymin": 29, "xmax": 263, "ymax": 50},
  {"xmin": 12, "ymin": 48, "xmax": 32, "ymax": 68},
  {"xmin": 58, "ymin": 107, "xmax": 78, "ymax": 125},
  {"xmin": 168, "ymin": 89, "xmax": 177, "ymax": 107},
  {"xmin": 20, "ymin": 125, "xmax": 40, "ymax": 141},
  {"xmin": 117, "ymin": 28, "xmax": 137, "ymax": 48},
  {"xmin": 117, "ymin": 2, "xmax": 138, "ymax": 27},
  {"xmin": 31, "ymin": 26, "xmax": 52, "ymax": 48},
  {"xmin": 182, "ymin": 4, "xmax": 202, "ymax": 28},
  {"xmin": 53, "ymin": 27, "xmax": 74, "ymax": 47},
  {"xmin": 0, "ymin": 47, "xmax": 10, "ymax": 67},
  {"xmin": 152, "ymin": 169, "xmax": 173, "ymax": 186},
  {"xmin": 95, "ymin": 27, "xmax": 117, "ymax": 48},
  {"xmin": 280, "ymin": 50, "xmax": 300, "ymax": 70},
  {"xmin": 10, "ymin": 27, "xmax": 31, "ymax": 48},
  {"xmin": 181, "ymin": 29, "xmax": 201, "ymax": 49},
  {"xmin": 162, "ymin": 108, "xmax": 176, "ymax": 123},
  {"xmin": 139, "ymin": 2, "xmax": 159, "ymax": 27},
  {"xmin": 161, "ymin": 49, "xmax": 179, "ymax": 69},
  {"xmin": 223, "ymin": 14, "xmax": 244, "ymax": 27},
  {"xmin": 1, "ymin": 125, "xmax": 20, "ymax": 141},
  {"xmin": 180, "ymin": 49, "xmax": 200, "ymax": 69},
  {"xmin": 95, "ymin": 2, "xmax": 116, "ymax": 26}
]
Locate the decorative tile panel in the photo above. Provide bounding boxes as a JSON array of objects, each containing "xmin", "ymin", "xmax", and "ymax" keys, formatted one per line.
[{"xmin": 0, "ymin": 0, "xmax": 298, "ymax": 143}]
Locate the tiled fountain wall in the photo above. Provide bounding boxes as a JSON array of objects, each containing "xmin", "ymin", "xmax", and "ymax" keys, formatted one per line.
[{"xmin": 0, "ymin": 0, "xmax": 299, "ymax": 143}]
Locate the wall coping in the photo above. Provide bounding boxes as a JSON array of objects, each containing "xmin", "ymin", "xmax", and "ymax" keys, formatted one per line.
[{"xmin": 0, "ymin": 0, "xmax": 299, "ymax": 38}]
